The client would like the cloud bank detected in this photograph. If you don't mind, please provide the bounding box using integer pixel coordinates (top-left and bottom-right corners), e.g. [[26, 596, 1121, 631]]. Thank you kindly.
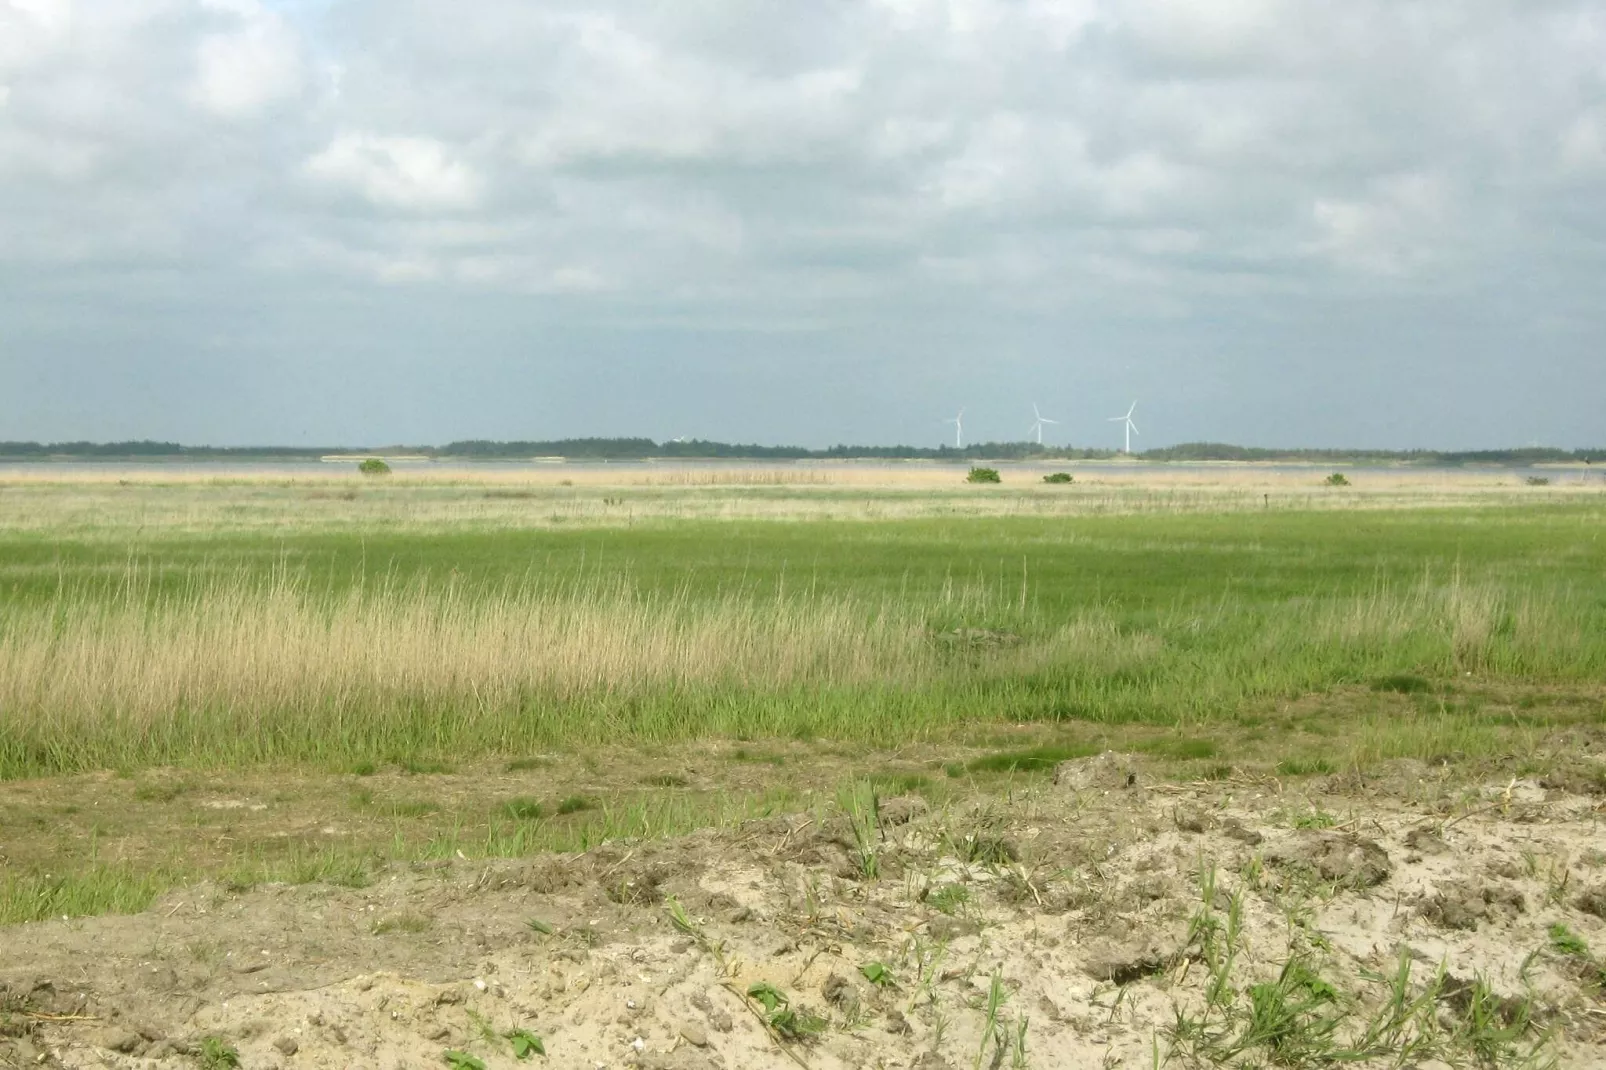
[[1, 0, 1602, 447]]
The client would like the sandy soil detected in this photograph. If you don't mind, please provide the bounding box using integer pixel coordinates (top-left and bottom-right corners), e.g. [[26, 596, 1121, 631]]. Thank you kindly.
[[4, 755, 1605, 1069]]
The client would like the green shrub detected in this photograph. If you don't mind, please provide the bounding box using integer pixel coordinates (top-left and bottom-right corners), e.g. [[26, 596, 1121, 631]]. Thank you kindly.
[[1322, 472, 1349, 487], [358, 458, 392, 477], [966, 467, 1002, 484], [1526, 476, 1550, 487], [1042, 472, 1074, 484]]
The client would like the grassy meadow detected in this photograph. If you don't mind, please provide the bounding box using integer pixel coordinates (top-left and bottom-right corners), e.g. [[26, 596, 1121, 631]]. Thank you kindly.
[[1, 474, 1603, 921]]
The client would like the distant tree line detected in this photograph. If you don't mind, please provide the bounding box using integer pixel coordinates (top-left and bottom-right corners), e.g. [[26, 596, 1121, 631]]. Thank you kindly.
[[1, 438, 1600, 465], [1142, 442, 1606, 465]]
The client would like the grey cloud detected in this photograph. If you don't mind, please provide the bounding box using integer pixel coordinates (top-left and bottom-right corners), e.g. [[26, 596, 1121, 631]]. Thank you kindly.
[[0, 0, 1603, 447]]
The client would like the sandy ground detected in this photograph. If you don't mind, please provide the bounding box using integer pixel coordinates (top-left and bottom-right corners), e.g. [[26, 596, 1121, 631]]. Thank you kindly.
[[4, 755, 1606, 1069]]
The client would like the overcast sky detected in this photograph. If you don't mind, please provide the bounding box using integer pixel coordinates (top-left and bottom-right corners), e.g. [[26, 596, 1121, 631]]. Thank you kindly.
[[2, 1, 1603, 449]]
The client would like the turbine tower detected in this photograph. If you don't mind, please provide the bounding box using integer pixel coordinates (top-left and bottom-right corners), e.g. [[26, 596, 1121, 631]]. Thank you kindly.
[[1028, 403, 1059, 446], [946, 409, 965, 449], [1108, 401, 1138, 454]]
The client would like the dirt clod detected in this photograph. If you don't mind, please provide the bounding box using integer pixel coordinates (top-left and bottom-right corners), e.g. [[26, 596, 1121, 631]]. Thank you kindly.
[[92, 1027, 143, 1054], [878, 795, 929, 826], [821, 973, 853, 1008], [1422, 882, 1526, 931], [1268, 830, 1392, 889], [1220, 819, 1263, 845], [1576, 886, 1606, 920], [1054, 752, 1142, 793]]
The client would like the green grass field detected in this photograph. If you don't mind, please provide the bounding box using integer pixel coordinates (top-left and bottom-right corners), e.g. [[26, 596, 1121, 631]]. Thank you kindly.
[[1, 478, 1603, 925], [3, 482, 1602, 778]]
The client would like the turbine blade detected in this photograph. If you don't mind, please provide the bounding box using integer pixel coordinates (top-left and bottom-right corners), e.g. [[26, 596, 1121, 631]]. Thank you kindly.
[[1129, 423, 1139, 435]]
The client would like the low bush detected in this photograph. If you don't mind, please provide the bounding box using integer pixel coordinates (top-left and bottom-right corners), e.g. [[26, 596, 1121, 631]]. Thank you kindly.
[[967, 467, 1002, 484], [358, 458, 392, 477], [1042, 472, 1074, 484]]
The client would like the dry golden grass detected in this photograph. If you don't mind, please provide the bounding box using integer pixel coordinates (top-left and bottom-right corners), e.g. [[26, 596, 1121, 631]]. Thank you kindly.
[[2, 563, 1598, 775], [0, 467, 1599, 537]]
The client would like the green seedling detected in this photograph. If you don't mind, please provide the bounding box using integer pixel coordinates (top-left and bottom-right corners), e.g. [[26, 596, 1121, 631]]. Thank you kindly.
[[443, 1051, 486, 1070], [198, 1037, 241, 1070], [860, 961, 895, 988], [1548, 923, 1589, 958], [527, 918, 553, 935], [928, 884, 970, 915], [748, 982, 788, 1014], [507, 1028, 546, 1058]]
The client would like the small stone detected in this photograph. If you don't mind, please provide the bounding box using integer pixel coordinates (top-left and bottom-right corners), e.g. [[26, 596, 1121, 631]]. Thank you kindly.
[[679, 1024, 708, 1047], [273, 1036, 299, 1056]]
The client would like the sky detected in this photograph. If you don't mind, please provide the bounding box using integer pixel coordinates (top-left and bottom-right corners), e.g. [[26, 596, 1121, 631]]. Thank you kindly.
[[1, 0, 1604, 450]]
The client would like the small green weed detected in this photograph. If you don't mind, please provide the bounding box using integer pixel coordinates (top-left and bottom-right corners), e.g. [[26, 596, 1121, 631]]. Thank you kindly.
[[442, 1052, 485, 1070], [555, 795, 595, 816], [967, 743, 1096, 774], [746, 983, 825, 1040], [507, 1028, 546, 1058], [928, 884, 970, 915], [860, 961, 895, 987], [1136, 737, 1219, 760], [198, 1037, 241, 1070], [1548, 923, 1589, 958], [502, 797, 543, 821], [1275, 758, 1336, 777]]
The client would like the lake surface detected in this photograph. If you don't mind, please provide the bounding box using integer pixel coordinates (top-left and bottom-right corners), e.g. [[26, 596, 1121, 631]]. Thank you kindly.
[[0, 458, 1598, 484]]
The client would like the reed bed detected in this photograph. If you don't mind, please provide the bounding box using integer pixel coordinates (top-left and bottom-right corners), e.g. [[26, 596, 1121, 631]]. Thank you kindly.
[[2, 566, 1599, 778]]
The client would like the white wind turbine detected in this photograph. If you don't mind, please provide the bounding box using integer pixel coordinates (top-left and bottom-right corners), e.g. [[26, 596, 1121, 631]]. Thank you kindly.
[[1109, 401, 1138, 454], [945, 409, 965, 449], [1028, 403, 1059, 446]]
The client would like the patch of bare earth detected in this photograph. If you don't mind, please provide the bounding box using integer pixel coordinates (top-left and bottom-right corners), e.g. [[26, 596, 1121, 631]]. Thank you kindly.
[[4, 755, 1606, 1069]]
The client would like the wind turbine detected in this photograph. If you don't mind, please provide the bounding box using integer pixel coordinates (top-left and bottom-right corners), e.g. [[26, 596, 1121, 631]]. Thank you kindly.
[[1109, 401, 1138, 454], [945, 409, 965, 449], [1028, 403, 1059, 446]]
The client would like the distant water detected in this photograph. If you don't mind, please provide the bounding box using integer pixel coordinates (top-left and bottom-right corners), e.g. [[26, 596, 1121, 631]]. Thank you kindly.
[[0, 458, 1599, 483]]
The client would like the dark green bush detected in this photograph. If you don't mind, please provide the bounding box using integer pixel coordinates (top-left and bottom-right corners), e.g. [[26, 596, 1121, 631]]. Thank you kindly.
[[1042, 472, 1074, 484], [1322, 472, 1349, 487], [966, 467, 1002, 484], [358, 458, 392, 476]]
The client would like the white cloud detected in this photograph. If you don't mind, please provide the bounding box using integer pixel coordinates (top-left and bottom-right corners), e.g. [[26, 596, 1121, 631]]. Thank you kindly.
[[1561, 106, 1606, 174], [305, 133, 482, 210], [1310, 173, 1455, 275], [189, 2, 301, 116]]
